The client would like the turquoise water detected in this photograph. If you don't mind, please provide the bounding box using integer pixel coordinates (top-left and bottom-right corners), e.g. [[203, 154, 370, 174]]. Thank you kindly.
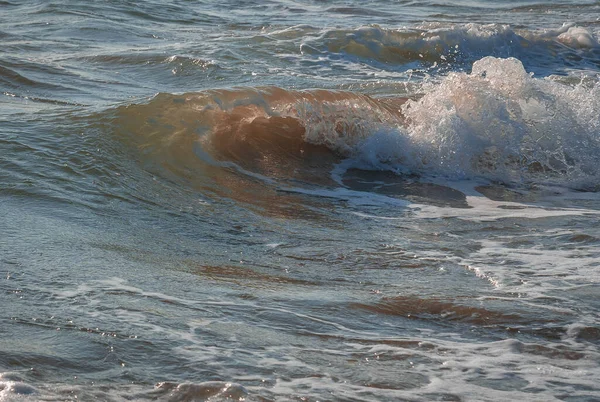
[[1, 1, 600, 400]]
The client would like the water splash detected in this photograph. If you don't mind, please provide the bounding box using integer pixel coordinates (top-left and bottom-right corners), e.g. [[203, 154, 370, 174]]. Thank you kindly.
[[395, 56, 600, 187]]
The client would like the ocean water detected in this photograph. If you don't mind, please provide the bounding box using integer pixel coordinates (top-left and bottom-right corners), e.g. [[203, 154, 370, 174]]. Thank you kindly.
[[1, 1, 600, 401]]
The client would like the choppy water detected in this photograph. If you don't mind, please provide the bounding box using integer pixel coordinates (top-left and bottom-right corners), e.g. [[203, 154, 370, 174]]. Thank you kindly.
[[2, 1, 600, 401]]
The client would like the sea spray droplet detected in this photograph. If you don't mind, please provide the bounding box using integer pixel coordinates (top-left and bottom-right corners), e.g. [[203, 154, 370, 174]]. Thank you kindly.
[[471, 57, 529, 90], [556, 25, 599, 49]]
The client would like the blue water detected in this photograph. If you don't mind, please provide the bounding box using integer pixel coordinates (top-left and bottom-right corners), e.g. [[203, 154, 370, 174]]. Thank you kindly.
[[1, 1, 600, 401]]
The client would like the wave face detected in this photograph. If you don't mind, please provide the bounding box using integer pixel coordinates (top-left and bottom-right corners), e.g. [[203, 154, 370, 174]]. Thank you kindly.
[[111, 87, 404, 186]]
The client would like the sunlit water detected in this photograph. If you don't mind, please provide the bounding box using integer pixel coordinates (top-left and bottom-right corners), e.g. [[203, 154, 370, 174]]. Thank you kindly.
[[1, 1, 600, 401]]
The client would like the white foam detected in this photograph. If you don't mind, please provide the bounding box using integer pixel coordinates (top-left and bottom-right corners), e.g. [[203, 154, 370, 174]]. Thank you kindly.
[[411, 194, 598, 222], [551, 23, 599, 49], [404, 57, 600, 184], [322, 56, 600, 189]]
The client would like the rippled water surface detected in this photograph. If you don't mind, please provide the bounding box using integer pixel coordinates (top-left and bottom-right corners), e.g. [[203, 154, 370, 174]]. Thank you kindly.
[[2, 1, 600, 401]]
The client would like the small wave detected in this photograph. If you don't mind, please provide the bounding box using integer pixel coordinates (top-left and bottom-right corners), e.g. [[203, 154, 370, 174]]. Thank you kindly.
[[152, 381, 249, 401], [0, 63, 66, 92], [0, 60, 86, 108], [324, 7, 394, 17], [81, 53, 218, 70], [2, 92, 85, 106], [182, 263, 319, 287], [352, 295, 534, 326]]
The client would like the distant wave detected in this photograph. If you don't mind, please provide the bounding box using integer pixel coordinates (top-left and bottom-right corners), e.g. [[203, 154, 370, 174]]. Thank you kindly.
[[299, 22, 600, 74]]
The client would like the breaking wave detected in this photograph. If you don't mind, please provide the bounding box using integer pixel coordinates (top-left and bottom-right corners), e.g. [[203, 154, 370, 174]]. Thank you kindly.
[[111, 56, 600, 190]]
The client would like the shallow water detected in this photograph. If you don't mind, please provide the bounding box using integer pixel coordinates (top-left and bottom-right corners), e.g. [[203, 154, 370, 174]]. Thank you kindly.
[[2, 1, 600, 401]]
